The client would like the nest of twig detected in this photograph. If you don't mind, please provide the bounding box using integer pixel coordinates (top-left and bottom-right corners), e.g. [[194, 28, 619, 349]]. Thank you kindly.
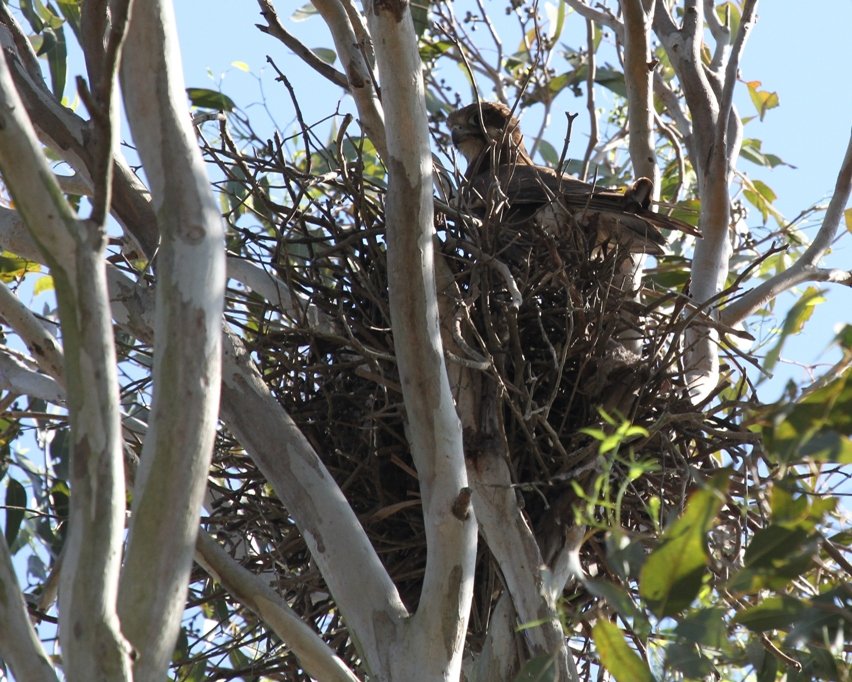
[[199, 140, 756, 678]]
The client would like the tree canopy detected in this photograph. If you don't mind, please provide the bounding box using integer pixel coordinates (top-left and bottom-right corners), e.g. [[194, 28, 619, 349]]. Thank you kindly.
[[0, 1, 850, 681]]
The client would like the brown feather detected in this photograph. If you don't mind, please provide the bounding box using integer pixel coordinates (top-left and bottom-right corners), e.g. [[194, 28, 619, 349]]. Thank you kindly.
[[448, 102, 700, 254]]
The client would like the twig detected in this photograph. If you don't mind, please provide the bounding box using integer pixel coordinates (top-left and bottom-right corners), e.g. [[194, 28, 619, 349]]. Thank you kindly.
[[580, 18, 598, 182]]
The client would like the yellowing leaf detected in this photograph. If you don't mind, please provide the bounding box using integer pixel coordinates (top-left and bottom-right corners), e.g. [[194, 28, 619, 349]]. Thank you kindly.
[[592, 620, 656, 682], [33, 274, 54, 295], [231, 60, 250, 72], [844, 207, 852, 234], [745, 80, 780, 120], [0, 252, 41, 282]]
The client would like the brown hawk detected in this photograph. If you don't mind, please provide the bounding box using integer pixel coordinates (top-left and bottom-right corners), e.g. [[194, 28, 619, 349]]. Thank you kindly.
[[447, 101, 699, 255]]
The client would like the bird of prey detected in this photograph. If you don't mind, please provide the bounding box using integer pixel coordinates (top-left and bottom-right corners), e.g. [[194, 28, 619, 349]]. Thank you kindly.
[[446, 101, 699, 255]]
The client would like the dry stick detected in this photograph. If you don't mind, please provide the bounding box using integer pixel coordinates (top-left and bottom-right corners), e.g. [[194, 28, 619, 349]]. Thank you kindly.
[[557, 111, 579, 177], [721, 132, 852, 326], [580, 17, 598, 182], [255, 0, 349, 89]]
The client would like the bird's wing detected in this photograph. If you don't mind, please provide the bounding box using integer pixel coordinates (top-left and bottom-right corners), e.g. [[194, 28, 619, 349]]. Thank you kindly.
[[462, 164, 700, 254]]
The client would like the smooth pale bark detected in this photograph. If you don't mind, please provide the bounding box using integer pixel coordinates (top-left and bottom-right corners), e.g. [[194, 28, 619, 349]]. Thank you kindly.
[[618, 0, 659, 355], [0, 45, 132, 681], [195, 532, 360, 682], [0, 350, 63, 402], [365, 1, 476, 678], [0, 535, 59, 682], [116, 2, 225, 680], [0, 14, 159, 257], [219, 326, 408, 676], [0, 278, 64, 381], [651, 0, 755, 402], [306, 0, 388, 161], [621, 0, 658, 187], [435, 257, 579, 681], [109, 237, 409, 678]]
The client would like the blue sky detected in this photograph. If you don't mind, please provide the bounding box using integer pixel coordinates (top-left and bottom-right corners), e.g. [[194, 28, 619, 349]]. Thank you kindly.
[[168, 1, 850, 399]]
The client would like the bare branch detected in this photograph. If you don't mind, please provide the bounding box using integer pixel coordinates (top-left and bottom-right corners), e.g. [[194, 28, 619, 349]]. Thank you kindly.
[[219, 327, 408, 673], [722, 131, 852, 325], [195, 532, 360, 682], [620, 0, 658, 185], [255, 0, 349, 90], [580, 18, 598, 182], [0, 13, 159, 256], [310, 0, 388, 160], [0, 535, 59, 682], [0, 349, 63, 403], [703, 0, 731, 72], [0, 43, 132, 682], [0, 280, 64, 381], [714, 0, 757, 159], [564, 0, 623, 39], [364, 1, 475, 677], [117, 2, 225, 679]]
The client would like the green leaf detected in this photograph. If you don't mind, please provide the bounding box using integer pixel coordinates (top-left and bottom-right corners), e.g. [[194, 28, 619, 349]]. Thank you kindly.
[[44, 26, 68, 98], [763, 371, 852, 464], [4, 478, 27, 548], [740, 138, 793, 169], [728, 539, 817, 593], [594, 67, 627, 98], [419, 40, 452, 63], [55, 0, 82, 41], [663, 642, 715, 678], [312, 47, 337, 65], [186, 88, 235, 112], [744, 525, 809, 569], [674, 607, 730, 649], [537, 140, 559, 166], [411, 0, 430, 37], [639, 471, 729, 617], [592, 620, 656, 682], [733, 595, 804, 632], [33, 274, 54, 295], [20, 0, 45, 32], [763, 287, 825, 375], [512, 653, 559, 682], [290, 2, 318, 21], [742, 176, 783, 225]]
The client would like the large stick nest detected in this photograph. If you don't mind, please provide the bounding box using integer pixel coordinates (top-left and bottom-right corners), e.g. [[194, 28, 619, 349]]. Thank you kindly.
[[200, 133, 757, 678]]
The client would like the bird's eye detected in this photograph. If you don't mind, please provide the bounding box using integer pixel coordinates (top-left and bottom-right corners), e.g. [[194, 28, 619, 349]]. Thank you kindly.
[[467, 112, 479, 127]]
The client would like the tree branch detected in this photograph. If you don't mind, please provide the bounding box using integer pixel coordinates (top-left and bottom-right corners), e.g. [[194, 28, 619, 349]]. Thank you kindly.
[[364, 1, 476, 678], [117, 2, 225, 679], [195, 532, 360, 682], [564, 0, 623, 39], [0, 41, 133, 681], [311, 0, 388, 161], [254, 0, 349, 90], [620, 0, 658, 185], [99, 166, 407, 682], [722, 131, 852, 326], [219, 327, 408, 675], [0, 279, 64, 382], [0, 350, 64, 403], [0, 535, 59, 682], [0, 13, 159, 257]]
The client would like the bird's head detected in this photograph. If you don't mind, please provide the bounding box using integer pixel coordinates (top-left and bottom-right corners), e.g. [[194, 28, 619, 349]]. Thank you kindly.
[[447, 101, 533, 169]]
